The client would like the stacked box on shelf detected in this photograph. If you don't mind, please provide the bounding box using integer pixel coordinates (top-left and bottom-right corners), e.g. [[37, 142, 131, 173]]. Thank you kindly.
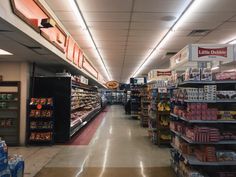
[[140, 85, 149, 127], [170, 77, 236, 176], [130, 85, 141, 117]]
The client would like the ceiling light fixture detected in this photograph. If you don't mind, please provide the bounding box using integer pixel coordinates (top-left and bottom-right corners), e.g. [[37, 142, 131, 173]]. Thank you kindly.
[[69, 0, 111, 81], [211, 66, 219, 71], [128, 0, 204, 80], [0, 49, 13, 55], [228, 39, 236, 44]]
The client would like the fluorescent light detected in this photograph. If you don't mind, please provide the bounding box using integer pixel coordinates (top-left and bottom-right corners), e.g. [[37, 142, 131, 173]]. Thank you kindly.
[[69, 0, 111, 81], [128, 0, 204, 80], [172, 0, 202, 31], [211, 66, 219, 70], [69, 0, 86, 30], [228, 39, 236, 44], [0, 49, 13, 55]]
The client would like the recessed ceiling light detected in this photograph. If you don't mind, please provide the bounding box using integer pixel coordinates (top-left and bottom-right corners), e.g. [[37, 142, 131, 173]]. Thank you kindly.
[[0, 49, 13, 55]]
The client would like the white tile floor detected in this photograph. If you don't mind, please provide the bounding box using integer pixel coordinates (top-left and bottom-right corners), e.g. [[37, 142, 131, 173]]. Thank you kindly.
[[9, 105, 171, 177]]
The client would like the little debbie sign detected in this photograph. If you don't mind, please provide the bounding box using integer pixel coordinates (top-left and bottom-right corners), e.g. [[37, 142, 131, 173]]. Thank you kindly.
[[191, 44, 233, 61], [198, 47, 227, 58]]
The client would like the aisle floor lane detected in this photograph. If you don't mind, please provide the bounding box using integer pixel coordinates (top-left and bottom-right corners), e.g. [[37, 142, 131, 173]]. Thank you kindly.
[[9, 106, 174, 177]]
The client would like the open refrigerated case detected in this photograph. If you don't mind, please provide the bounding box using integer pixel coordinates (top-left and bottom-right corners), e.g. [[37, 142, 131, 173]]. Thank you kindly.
[[31, 76, 101, 143]]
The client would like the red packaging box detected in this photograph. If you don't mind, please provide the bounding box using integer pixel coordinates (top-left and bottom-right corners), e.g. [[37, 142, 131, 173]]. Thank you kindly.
[[201, 103, 208, 110]]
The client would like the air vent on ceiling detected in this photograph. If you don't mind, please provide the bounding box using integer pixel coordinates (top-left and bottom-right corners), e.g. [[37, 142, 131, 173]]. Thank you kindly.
[[188, 29, 211, 37]]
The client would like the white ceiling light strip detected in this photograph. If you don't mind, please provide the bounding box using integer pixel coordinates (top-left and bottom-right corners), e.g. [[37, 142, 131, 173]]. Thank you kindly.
[[69, 0, 111, 81], [0, 49, 13, 55], [228, 39, 236, 44], [129, 0, 204, 80]]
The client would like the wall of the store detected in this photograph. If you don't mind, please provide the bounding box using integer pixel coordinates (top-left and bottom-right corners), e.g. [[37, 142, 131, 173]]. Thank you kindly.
[[0, 62, 30, 145]]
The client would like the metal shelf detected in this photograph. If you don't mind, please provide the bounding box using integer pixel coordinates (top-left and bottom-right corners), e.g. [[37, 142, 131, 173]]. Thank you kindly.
[[171, 143, 236, 166], [0, 100, 18, 102], [170, 113, 236, 124], [0, 108, 18, 111], [178, 80, 236, 87], [171, 129, 236, 145], [30, 128, 53, 131], [183, 99, 236, 103]]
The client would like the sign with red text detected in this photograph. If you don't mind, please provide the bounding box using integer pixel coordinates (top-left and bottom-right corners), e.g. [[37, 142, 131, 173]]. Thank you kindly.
[[157, 71, 172, 76], [82, 56, 98, 78], [192, 44, 233, 61]]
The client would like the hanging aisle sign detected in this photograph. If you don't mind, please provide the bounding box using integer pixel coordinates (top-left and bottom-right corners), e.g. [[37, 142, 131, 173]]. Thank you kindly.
[[191, 44, 234, 61], [105, 81, 119, 89], [170, 44, 234, 70]]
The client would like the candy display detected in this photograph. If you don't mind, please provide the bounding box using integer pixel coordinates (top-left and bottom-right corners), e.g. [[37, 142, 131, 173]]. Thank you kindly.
[[30, 121, 53, 129], [29, 132, 52, 141], [30, 98, 53, 106], [28, 97, 54, 145]]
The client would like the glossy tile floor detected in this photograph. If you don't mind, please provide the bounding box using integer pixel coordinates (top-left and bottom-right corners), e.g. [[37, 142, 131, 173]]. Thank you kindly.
[[9, 105, 175, 177]]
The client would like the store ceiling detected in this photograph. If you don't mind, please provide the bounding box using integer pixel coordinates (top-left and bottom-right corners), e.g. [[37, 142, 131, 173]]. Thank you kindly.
[[44, 0, 236, 83], [2, 0, 236, 84]]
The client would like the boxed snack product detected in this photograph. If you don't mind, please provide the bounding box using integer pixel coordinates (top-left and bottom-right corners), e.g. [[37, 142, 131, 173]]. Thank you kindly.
[[216, 91, 236, 100], [215, 71, 236, 81], [185, 68, 201, 81], [201, 68, 212, 81]]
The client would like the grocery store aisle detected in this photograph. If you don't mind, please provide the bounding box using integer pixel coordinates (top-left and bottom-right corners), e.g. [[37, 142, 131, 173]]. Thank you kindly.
[[10, 105, 174, 177]]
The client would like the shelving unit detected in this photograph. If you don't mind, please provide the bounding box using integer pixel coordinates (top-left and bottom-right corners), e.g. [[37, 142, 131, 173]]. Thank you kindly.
[[140, 85, 149, 127], [32, 76, 101, 143], [130, 85, 141, 117], [156, 91, 171, 146], [147, 84, 171, 145], [170, 79, 236, 176], [0, 81, 20, 145]]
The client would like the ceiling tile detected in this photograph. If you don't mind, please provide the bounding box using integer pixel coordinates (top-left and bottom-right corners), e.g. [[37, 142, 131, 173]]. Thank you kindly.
[[84, 12, 130, 22], [78, 0, 133, 12], [134, 0, 191, 13]]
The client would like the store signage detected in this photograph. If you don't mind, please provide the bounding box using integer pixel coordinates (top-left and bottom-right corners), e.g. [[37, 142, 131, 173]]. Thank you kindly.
[[10, 0, 102, 81], [10, 0, 67, 53], [157, 71, 171, 76], [82, 57, 98, 79], [106, 81, 119, 89], [198, 47, 227, 58], [191, 44, 233, 61], [170, 46, 189, 69]]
